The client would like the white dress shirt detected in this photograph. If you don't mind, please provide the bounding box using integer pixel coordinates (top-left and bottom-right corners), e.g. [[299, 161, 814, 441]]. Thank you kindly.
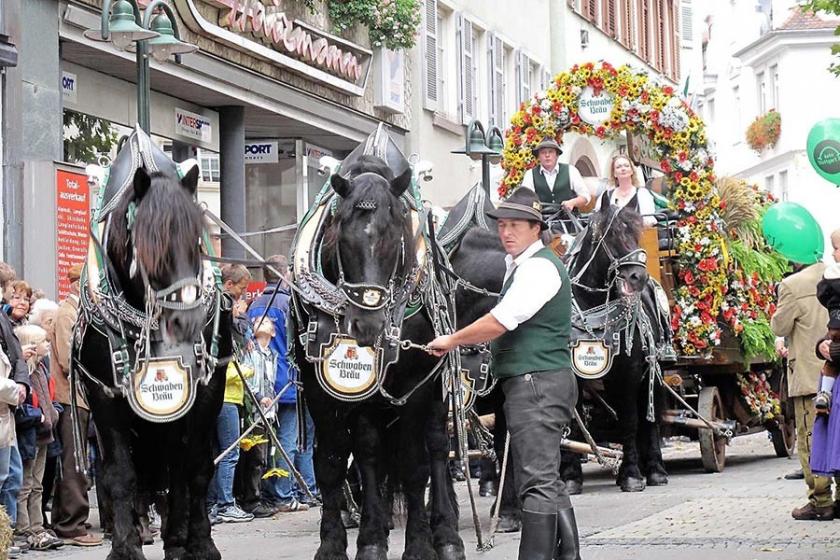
[[490, 240, 563, 331], [520, 163, 591, 203]]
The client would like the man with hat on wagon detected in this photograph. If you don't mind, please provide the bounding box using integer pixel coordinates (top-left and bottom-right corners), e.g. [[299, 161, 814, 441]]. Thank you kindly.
[[520, 136, 590, 213], [426, 188, 581, 560]]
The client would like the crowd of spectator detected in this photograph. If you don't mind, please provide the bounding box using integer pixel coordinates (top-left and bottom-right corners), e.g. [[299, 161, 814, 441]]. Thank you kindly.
[[0, 255, 317, 558]]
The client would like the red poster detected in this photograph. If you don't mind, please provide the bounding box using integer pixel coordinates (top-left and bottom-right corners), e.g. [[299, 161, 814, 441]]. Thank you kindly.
[[56, 169, 90, 299], [245, 281, 267, 304]]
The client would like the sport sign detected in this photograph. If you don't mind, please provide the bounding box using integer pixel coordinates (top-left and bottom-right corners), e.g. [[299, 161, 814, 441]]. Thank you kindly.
[[245, 141, 279, 164]]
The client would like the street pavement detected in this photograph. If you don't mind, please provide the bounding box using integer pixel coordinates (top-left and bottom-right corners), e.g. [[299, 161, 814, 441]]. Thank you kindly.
[[30, 432, 840, 560]]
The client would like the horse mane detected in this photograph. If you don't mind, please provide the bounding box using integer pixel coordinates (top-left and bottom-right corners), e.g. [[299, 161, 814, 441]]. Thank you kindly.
[[108, 172, 203, 281], [322, 156, 415, 279], [585, 204, 644, 255]]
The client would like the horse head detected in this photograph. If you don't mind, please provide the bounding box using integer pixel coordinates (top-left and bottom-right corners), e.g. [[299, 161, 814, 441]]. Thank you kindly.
[[324, 155, 414, 347], [107, 164, 206, 344], [570, 204, 648, 306]]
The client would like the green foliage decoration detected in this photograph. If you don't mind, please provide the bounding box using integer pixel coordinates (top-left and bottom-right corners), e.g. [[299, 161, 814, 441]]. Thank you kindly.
[[328, 0, 422, 51], [63, 111, 119, 166]]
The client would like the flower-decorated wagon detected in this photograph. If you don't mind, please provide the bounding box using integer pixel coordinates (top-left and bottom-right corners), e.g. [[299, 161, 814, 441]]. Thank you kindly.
[[502, 61, 792, 473]]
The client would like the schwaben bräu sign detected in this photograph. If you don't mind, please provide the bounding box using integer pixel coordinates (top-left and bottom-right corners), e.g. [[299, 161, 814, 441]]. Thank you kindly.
[[173, 0, 372, 95]]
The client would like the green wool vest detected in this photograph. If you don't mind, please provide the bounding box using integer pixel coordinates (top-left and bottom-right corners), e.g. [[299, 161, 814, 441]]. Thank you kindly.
[[533, 165, 574, 204], [491, 247, 572, 378]]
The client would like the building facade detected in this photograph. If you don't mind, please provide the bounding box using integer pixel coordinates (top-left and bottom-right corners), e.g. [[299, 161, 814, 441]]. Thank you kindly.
[[409, 0, 683, 207], [3, 0, 412, 296], [700, 0, 840, 258]]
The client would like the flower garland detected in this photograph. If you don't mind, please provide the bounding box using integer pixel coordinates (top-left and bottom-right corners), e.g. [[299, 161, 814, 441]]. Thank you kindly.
[[500, 61, 727, 356], [736, 372, 781, 422]]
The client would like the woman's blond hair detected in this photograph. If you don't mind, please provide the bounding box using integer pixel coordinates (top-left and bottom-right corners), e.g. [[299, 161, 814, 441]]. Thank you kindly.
[[14, 324, 47, 371], [607, 154, 641, 187]]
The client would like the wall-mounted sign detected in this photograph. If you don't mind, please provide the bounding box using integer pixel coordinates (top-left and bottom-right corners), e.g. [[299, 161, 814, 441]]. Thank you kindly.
[[373, 48, 405, 114], [245, 141, 279, 164], [578, 87, 614, 126], [61, 71, 78, 103], [627, 131, 663, 172], [175, 107, 212, 144], [174, 0, 372, 96], [56, 169, 89, 299]]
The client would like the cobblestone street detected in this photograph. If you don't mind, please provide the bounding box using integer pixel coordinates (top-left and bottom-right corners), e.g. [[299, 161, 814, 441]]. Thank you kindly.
[[31, 432, 840, 560]]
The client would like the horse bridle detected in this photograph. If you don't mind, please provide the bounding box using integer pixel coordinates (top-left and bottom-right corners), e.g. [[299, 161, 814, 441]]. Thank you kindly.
[[569, 209, 648, 294], [335, 233, 405, 312]]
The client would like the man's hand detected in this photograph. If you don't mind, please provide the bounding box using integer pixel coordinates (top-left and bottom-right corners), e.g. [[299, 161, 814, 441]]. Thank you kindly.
[[561, 199, 576, 212], [775, 338, 788, 358], [16, 383, 26, 405], [233, 299, 248, 317], [260, 397, 272, 408], [819, 340, 832, 360], [426, 335, 456, 357]]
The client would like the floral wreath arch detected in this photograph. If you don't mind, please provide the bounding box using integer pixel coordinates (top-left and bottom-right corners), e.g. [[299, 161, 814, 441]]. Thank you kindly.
[[500, 61, 725, 357]]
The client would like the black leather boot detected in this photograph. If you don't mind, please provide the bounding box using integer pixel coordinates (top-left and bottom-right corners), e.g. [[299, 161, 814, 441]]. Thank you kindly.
[[556, 508, 581, 560], [518, 510, 557, 560]]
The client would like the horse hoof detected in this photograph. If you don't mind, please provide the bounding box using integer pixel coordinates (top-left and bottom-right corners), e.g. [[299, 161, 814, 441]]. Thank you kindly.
[[435, 543, 466, 560], [565, 480, 583, 495], [620, 477, 646, 492], [356, 544, 388, 560], [646, 471, 669, 486], [315, 547, 349, 560], [495, 514, 522, 533]]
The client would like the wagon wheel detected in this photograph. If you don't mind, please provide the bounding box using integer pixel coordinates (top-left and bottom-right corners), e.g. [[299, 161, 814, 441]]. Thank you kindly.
[[769, 366, 796, 457], [698, 386, 726, 473]]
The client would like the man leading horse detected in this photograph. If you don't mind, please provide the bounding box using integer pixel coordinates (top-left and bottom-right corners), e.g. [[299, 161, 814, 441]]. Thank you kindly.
[[427, 188, 581, 560]]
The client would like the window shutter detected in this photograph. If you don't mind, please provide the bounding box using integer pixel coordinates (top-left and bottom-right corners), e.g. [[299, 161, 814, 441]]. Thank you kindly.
[[488, 34, 505, 127], [680, 1, 692, 43], [602, 0, 616, 37], [639, 0, 649, 61], [620, 0, 632, 47], [656, 0, 666, 71], [422, 0, 438, 110], [586, 0, 598, 22], [457, 14, 474, 124], [515, 51, 531, 107]]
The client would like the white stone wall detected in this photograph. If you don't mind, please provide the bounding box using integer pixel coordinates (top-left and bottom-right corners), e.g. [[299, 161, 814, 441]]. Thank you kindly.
[[699, 0, 840, 258], [409, 1, 681, 207]]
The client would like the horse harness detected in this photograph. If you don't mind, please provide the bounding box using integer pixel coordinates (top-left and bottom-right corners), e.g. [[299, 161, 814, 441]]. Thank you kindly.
[[73, 126, 228, 423]]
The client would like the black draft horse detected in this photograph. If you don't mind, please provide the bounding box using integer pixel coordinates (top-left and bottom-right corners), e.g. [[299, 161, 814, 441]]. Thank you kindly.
[[295, 155, 465, 560], [75, 158, 231, 560], [561, 203, 668, 492], [450, 200, 667, 497]]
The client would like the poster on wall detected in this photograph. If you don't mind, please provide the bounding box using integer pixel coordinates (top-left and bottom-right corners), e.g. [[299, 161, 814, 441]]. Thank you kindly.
[[56, 169, 90, 299]]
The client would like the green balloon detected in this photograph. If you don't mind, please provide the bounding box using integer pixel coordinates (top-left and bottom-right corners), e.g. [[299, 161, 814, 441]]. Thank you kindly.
[[762, 202, 824, 264], [807, 119, 840, 184]]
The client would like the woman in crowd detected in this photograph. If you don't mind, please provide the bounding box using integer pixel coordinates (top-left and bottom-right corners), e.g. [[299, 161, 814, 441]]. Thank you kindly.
[[13, 325, 62, 550]]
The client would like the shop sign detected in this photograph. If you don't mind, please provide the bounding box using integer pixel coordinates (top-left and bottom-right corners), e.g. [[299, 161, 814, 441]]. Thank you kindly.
[[578, 87, 614, 126], [55, 169, 90, 299], [174, 0, 372, 96], [175, 107, 212, 144], [61, 71, 78, 103], [245, 141, 279, 164], [373, 48, 405, 114], [244, 281, 267, 303], [627, 130, 663, 172]]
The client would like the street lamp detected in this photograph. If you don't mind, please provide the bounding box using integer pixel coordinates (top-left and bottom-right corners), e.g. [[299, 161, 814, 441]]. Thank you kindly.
[[452, 119, 504, 195], [84, 0, 198, 132]]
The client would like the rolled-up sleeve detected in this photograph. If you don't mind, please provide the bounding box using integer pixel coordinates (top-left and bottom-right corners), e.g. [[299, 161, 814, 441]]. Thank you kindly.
[[490, 257, 562, 331], [568, 166, 591, 203]]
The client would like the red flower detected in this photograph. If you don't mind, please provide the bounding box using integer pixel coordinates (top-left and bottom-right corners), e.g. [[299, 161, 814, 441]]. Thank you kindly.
[[674, 171, 684, 182], [689, 171, 700, 182], [661, 159, 672, 172], [678, 151, 688, 161], [663, 85, 674, 95], [595, 126, 607, 138], [683, 270, 695, 285], [701, 311, 714, 324], [532, 105, 541, 115]]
